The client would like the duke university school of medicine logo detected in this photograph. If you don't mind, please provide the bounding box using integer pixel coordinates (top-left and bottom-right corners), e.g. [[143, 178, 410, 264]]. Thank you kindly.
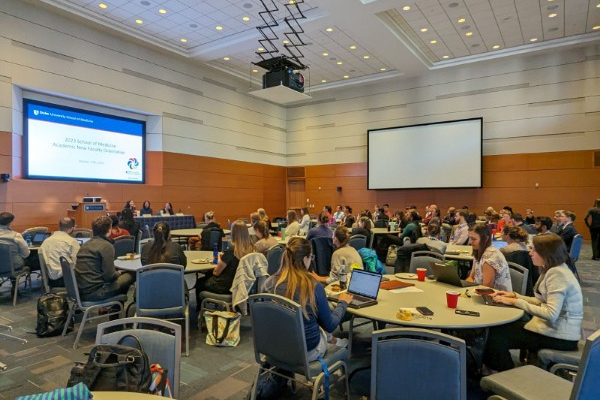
[[127, 158, 139, 170]]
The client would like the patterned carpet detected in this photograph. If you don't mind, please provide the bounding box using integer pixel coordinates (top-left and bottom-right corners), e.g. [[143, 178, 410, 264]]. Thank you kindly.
[[1, 244, 598, 400]]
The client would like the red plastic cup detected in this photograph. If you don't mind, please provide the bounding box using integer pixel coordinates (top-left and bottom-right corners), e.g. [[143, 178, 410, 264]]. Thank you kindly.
[[446, 291, 459, 308], [416, 268, 427, 282]]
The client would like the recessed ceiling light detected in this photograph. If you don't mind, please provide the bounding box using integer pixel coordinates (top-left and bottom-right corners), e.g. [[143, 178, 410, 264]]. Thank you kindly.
[[465, 31, 473, 36], [402, 6, 411, 11], [223, 57, 230, 60], [336, 61, 343, 65], [258, 47, 264, 51], [283, 40, 289, 44], [216, 26, 223, 31], [242, 16, 250, 21], [289, 0, 296, 4], [380, 67, 386, 71], [530, 37, 538, 42], [180, 38, 187, 43], [547, 0, 555, 2], [442, 55, 449, 59], [326, 27, 333, 32], [420, 28, 428, 32], [343, 75, 349, 79], [548, 13, 557, 18], [430, 39, 437, 44], [158, 9, 167, 14], [252, 69, 258, 73], [492, 45, 500, 49], [135, 19, 143, 24], [597, 3, 600, 8], [594, 25, 600, 30], [322, 52, 329, 56], [321, 79, 327, 83], [457, 17, 465, 23], [363, 55, 370, 59], [99, 3, 107, 9], [349, 45, 356, 50]]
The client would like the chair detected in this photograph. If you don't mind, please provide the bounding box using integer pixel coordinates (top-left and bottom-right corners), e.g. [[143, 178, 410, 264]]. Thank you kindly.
[[374, 220, 387, 228], [504, 250, 537, 296], [135, 263, 189, 357], [38, 250, 65, 293], [59, 256, 126, 348], [71, 228, 92, 238], [201, 229, 223, 251], [113, 235, 135, 258], [508, 262, 529, 295], [310, 237, 334, 276], [348, 234, 367, 251], [569, 234, 583, 262], [538, 339, 586, 371], [371, 328, 467, 400], [408, 250, 445, 275], [138, 238, 152, 254], [248, 294, 349, 400], [96, 317, 181, 398], [480, 328, 600, 400], [0, 243, 31, 306], [266, 244, 285, 275]]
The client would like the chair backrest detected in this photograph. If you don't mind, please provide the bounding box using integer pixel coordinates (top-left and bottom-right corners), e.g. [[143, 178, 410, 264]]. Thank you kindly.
[[249, 294, 313, 379], [22, 227, 49, 237], [266, 244, 285, 275], [38, 250, 52, 293], [570, 328, 600, 400], [96, 317, 181, 399], [60, 256, 83, 308], [136, 264, 186, 316], [507, 262, 529, 295], [374, 220, 387, 228], [310, 237, 334, 276], [71, 228, 92, 238], [569, 234, 583, 262], [138, 238, 152, 254], [504, 250, 537, 296], [0, 242, 15, 276], [143, 224, 152, 239], [371, 328, 467, 400], [113, 235, 135, 258], [201, 229, 223, 251], [349, 234, 367, 251], [409, 251, 444, 274]]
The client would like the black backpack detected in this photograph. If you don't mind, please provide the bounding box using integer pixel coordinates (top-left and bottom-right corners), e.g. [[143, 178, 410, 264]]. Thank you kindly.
[[67, 334, 152, 393], [36, 293, 71, 337]]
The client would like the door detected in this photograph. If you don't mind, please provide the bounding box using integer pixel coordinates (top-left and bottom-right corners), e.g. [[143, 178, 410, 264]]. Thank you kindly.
[[287, 179, 305, 210]]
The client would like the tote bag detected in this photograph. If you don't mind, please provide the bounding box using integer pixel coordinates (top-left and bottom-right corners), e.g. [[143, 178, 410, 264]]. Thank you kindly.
[[204, 310, 241, 347]]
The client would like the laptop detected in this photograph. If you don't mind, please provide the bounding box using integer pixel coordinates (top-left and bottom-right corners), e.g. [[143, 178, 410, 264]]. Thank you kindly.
[[327, 269, 383, 309], [476, 293, 513, 308], [32, 232, 51, 246], [431, 262, 478, 288], [492, 241, 508, 250], [76, 237, 91, 245]]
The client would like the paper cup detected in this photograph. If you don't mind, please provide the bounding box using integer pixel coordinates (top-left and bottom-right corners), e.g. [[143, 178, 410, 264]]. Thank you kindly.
[[446, 291, 459, 308], [416, 268, 427, 282]]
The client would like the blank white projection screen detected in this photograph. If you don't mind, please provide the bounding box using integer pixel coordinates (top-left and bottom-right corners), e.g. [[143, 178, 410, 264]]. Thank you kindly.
[[368, 118, 482, 189]]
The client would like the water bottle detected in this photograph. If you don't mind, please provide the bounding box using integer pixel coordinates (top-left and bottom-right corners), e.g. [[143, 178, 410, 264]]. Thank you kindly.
[[281, 227, 286, 240], [339, 261, 348, 290], [25, 234, 32, 247], [213, 244, 219, 264], [387, 222, 391, 232]]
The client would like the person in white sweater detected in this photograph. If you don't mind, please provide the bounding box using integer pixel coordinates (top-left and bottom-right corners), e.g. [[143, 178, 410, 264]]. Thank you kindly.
[[483, 233, 583, 372], [285, 209, 301, 237]]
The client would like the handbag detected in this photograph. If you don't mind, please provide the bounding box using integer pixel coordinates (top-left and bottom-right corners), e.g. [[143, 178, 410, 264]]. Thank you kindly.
[[36, 292, 72, 337], [204, 310, 241, 347]]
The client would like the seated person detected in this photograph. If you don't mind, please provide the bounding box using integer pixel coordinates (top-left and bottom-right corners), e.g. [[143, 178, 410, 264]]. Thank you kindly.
[[265, 237, 352, 360], [513, 213, 537, 234], [496, 209, 514, 232], [119, 208, 140, 244], [285, 209, 301, 237], [162, 202, 175, 215], [534, 216, 553, 235], [379, 211, 421, 249], [306, 212, 332, 241], [124, 200, 136, 212], [141, 222, 186, 267], [450, 210, 469, 245], [39, 217, 80, 288], [195, 220, 255, 304], [351, 216, 372, 246], [257, 208, 272, 231], [333, 205, 345, 222], [140, 200, 153, 216], [75, 216, 134, 302], [0, 212, 30, 272], [298, 207, 311, 235], [253, 220, 278, 255], [107, 215, 130, 239], [484, 234, 583, 372], [465, 223, 512, 291], [417, 223, 447, 254], [557, 210, 578, 251], [199, 211, 225, 251], [499, 226, 529, 255], [313, 226, 363, 284]]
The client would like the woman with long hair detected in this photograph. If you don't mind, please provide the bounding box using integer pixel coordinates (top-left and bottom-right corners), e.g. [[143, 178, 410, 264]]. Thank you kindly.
[[483, 234, 583, 372], [313, 226, 363, 284], [285, 209, 301, 237], [265, 237, 352, 360], [108, 215, 129, 239], [162, 202, 175, 215], [254, 220, 278, 255], [352, 216, 372, 246], [141, 222, 186, 266], [466, 223, 512, 291], [298, 207, 311, 235], [140, 200, 153, 216], [500, 225, 529, 255]]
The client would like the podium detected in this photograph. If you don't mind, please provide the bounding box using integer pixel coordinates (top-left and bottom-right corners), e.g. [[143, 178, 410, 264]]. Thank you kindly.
[[67, 202, 107, 229]]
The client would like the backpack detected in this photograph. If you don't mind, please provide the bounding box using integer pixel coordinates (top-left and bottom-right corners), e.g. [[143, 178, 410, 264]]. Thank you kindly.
[[36, 293, 71, 337], [67, 334, 152, 393], [385, 245, 399, 266], [358, 248, 385, 274]]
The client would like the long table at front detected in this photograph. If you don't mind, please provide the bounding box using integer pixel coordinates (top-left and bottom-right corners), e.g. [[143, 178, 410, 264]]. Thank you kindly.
[[134, 215, 196, 231]]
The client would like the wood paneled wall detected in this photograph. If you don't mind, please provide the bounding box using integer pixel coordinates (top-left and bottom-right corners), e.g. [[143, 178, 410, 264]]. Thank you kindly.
[[0, 131, 287, 233], [302, 150, 599, 240]]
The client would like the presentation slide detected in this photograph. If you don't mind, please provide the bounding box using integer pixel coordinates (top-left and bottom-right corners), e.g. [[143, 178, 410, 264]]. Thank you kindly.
[[24, 100, 145, 183], [368, 118, 482, 189]]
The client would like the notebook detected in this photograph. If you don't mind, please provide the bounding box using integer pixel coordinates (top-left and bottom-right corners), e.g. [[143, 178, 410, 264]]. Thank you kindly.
[[327, 269, 382, 309], [431, 262, 478, 288], [32, 232, 51, 246]]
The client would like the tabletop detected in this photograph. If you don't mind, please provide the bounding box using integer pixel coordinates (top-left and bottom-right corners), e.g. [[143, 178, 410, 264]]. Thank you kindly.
[[114, 250, 216, 273], [371, 228, 401, 235], [92, 392, 158, 400], [170, 228, 231, 237], [341, 275, 523, 329]]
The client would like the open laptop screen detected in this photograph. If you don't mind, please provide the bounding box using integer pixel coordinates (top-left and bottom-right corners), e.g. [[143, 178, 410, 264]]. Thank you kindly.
[[348, 270, 382, 299]]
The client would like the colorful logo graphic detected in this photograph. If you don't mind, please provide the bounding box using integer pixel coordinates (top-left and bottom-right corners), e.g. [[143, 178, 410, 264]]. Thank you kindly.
[[127, 158, 139, 170]]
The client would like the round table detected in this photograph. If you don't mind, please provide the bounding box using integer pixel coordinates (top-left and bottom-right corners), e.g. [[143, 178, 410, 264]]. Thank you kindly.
[[115, 250, 216, 274]]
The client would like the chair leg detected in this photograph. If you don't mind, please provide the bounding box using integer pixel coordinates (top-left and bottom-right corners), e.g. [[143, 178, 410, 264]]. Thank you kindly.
[[62, 303, 76, 337], [185, 310, 190, 357], [73, 308, 93, 349]]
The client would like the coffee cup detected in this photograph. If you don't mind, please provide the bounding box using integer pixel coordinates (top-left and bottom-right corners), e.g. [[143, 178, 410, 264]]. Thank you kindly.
[[416, 268, 427, 282], [446, 291, 459, 308]]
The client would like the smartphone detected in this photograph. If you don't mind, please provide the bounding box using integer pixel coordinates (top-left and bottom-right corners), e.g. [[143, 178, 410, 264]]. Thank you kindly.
[[455, 309, 480, 317], [416, 307, 434, 316]]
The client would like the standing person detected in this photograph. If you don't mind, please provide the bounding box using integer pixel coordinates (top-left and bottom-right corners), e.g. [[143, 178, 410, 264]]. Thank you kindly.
[[265, 237, 352, 360], [39, 217, 80, 288], [75, 216, 134, 302], [465, 223, 512, 291], [141, 222, 186, 267], [584, 199, 600, 260], [483, 234, 583, 372], [254, 220, 278, 255], [162, 202, 175, 215], [140, 200, 153, 216], [306, 212, 331, 241], [312, 226, 363, 284], [0, 212, 30, 272], [285, 209, 301, 237]]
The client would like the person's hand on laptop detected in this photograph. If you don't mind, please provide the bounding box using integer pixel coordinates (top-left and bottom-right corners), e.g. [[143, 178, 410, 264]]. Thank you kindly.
[[492, 291, 518, 306], [338, 292, 353, 305]]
